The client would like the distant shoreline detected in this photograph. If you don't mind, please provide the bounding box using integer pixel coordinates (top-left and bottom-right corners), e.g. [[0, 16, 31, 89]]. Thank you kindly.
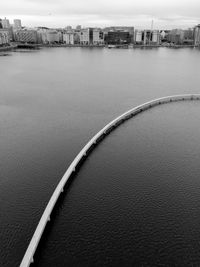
[[0, 43, 198, 52]]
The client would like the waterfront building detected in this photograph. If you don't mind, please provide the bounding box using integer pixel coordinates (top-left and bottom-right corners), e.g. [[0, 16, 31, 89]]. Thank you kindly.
[[167, 29, 184, 44], [151, 30, 160, 45], [2, 17, 10, 28], [104, 26, 134, 43], [134, 30, 160, 45], [160, 30, 170, 42], [93, 29, 104, 45], [80, 28, 90, 45], [14, 19, 22, 29], [14, 29, 38, 43], [37, 29, 61, 44], [0, 29, 10, 45], [104, 30, 131, 45], [63, 32, 74, 45], [73, 32, 81, 44], [46, 30, 60, 43], [135, 30, 143, 44], [194, 25, 200, 46], [182, 29, 194, 44]]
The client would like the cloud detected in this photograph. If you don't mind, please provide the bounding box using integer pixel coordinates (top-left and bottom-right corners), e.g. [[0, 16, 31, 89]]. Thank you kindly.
[[0, 0, 199, 28]]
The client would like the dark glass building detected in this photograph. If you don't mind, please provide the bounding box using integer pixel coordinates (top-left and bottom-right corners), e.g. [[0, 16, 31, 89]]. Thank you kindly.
[[104, 31, 131, 45]]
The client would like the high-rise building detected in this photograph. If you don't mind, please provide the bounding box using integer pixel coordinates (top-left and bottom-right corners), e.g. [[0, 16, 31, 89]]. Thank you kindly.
[[2, 17, 10, 28], [194, 25, 200, 46], [14, 19, 22, 29]]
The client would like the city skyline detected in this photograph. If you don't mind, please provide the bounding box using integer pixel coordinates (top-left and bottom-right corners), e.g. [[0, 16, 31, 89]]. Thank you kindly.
[[0, 0, 200, 29]]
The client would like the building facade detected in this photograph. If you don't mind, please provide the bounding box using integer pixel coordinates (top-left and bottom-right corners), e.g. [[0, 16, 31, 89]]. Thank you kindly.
[[80, 28, 90, 45], [135, 30, 143, 44], [167, 29, 184, 44], [105, 31, 131, 45], [14, 29, 38, 43], [63, 32, 74, 44], [194, 25, 200, 46], [37, 29, 61, 44], [93, 29, 104, 45], [14, 19, 22, 29], [0, 29, 10, 45], [2, 18, 10, 28]]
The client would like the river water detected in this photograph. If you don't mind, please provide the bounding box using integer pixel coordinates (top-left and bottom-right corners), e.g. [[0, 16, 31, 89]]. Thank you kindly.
[[0, 47, 200, 267]]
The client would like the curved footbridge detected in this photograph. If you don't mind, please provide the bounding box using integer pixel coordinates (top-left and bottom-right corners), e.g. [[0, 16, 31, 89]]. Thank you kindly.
[[20, 94, 200, 267]]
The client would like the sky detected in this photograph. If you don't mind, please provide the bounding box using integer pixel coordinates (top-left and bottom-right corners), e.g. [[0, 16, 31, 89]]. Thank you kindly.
[[0, 0, 199, 29]]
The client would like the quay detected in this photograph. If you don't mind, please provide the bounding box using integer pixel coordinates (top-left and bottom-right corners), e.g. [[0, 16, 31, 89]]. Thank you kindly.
[[20, 94, 200, 267], [0, 44, 18, 52]]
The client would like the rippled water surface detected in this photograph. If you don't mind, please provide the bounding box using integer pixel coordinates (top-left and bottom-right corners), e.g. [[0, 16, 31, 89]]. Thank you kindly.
[[0, 47, 200, 266]]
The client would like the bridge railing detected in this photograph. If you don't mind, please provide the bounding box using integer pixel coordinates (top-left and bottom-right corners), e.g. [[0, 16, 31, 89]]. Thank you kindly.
[[20, 94, 200, 267]]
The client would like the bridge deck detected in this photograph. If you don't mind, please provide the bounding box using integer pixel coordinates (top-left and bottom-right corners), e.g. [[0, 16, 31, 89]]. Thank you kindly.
[[20, 94, 200, 267]]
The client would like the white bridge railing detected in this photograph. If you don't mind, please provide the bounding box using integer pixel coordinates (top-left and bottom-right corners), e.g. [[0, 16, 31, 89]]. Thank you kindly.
[[20, 94, 200, 267]]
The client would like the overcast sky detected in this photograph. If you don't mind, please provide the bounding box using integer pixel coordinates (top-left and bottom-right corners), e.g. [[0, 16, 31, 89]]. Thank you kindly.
[[0, 0, 199, 29]]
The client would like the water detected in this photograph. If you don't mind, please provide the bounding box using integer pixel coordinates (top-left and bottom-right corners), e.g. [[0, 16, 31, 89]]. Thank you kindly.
[[0, 47, 200, 266]]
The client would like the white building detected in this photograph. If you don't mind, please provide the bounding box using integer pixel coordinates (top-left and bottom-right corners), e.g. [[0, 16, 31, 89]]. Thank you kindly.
[[2, 18, 10, 28], [135, 30, 143, 43], [194, 25, 200, 46], [93, 29, 104, 45], [14, 19, 22, 29], [0, 29, 10, 45], [151, 30, 160, 45], [63, 32, 74, 44], [134, 30, 160, 45], [80, 29, 90, 45]]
